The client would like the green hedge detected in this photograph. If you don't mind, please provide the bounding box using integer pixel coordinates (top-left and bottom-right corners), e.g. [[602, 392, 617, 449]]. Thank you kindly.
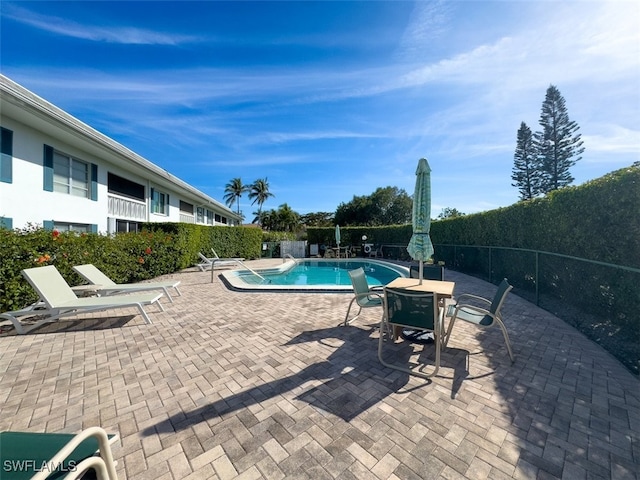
[[431, 164, 639, 268], [0, 223, 262, 313], [430, 164, 640, 375], [141, 222, 262, 267]]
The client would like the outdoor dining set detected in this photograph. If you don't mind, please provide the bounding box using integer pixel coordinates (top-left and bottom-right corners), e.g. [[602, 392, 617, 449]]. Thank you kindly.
[[343, 262, 514, 380]]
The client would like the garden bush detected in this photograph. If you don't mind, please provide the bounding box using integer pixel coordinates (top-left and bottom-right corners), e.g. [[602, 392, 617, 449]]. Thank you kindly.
[[0, 223, 263, 313]]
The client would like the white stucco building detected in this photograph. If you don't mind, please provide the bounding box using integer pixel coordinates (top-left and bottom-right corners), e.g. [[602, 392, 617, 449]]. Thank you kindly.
[[0, 74, 241, 233]]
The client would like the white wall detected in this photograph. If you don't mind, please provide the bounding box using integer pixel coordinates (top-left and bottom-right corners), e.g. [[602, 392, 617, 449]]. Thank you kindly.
[[1, 117, 108, 230], [1, 104, 239, 231]]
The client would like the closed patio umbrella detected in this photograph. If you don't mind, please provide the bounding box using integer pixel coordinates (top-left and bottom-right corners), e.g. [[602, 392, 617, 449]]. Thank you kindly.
[[335, 225, 341, 258], [407, 158, 434, 284]]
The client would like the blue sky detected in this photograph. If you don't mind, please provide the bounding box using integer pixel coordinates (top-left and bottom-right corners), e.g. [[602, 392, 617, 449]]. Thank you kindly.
[[1, 1, 638, 220]]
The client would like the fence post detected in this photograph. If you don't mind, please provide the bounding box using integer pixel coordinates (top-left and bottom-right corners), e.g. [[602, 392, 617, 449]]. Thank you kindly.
[[535, 251, 539, 306], [488, 246, 492, 284]]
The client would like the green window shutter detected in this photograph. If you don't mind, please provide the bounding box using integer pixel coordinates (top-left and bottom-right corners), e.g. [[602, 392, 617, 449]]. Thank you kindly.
[[0, 217, 13, 229], [43, 145, 54, 191], [1, 127, 13, 183], [150, 188, 155, 212], [90, 224, 98, 233], [90, 164, 98, 201], [165, 193, 169, 215], [43, 220, 54, 230]]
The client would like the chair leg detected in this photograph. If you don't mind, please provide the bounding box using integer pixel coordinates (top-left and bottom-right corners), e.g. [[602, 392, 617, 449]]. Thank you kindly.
[[343, 299, 362, 326], [496, 320, 515, 362], [443, 315, 457, 347], [162, 287, 173, 303], [377, 319, 441, 379]]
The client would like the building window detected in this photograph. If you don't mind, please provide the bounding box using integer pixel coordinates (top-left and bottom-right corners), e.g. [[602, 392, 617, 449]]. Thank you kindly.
[[206, 209, 214, 225], [108, 172, 145, 201], [52, 151, 90, 198], [53, 222, 95, 233], [116, 220, 141, 233], [1, 127, 13, 183], [179, 200, 194, 214], [196, 206, 205, 223], [151, 188, 169, 215]]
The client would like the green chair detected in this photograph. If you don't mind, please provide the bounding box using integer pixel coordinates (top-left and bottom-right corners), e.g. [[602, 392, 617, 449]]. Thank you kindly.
[[378, 288, 443, 379], [343, 268, 384, 326], [404, 264, 445, 343], [443, 278, 515, 362], [0, 427, 118, 479]]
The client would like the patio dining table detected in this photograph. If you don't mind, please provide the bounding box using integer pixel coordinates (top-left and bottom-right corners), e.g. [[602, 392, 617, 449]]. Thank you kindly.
[[384, 277, 456, 340]]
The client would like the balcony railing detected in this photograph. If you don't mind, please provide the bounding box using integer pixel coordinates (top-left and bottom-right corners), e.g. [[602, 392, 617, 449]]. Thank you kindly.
[[107, 195, 146, 221], [179, 213, 195, 224]]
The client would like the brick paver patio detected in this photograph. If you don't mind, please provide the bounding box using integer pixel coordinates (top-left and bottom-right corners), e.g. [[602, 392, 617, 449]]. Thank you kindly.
[[1, 260, 638, 479]]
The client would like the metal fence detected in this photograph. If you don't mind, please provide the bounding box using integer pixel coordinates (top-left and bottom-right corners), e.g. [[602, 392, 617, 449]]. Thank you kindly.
[[434, 244, 640, 376]]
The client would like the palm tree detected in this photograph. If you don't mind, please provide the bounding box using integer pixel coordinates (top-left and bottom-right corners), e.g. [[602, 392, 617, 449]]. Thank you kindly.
[[223, 178, 247, 216], [275, 203, 300, 232], [248, 178, 275, 224]]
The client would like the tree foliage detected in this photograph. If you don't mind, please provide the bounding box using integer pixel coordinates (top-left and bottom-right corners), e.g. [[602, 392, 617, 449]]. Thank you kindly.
[[512, 85, 584, 199], [223, 178, 248, 216], [334, 186, 412, 226], [511, 122, 539, 200], [300, 212, 334, 227], [258, 203, 301, 232], [248, 178, 275, 223], [534, 85, 584, 193], [437, 207, 465, 219]]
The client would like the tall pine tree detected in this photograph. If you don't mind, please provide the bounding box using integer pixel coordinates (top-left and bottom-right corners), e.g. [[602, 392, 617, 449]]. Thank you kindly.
[[511, 121, 539, 200], [534, 85, 584, 193]]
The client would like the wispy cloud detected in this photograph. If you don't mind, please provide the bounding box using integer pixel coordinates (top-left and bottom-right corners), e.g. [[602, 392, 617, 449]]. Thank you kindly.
[[3, 4, 200, 45], [395, 1, 452, 61], [583, 126, 640, 156]]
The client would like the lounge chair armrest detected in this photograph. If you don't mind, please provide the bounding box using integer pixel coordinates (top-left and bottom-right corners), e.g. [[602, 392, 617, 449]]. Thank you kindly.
[[62, 456, 110, 480], [32, 427, 118, 480]]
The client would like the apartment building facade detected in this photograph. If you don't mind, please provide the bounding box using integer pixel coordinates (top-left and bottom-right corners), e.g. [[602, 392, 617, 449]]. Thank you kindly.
[[0, 75, 241, 233]]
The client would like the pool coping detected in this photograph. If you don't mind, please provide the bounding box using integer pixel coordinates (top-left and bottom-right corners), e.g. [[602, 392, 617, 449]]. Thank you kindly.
[[219, 258, 410, 292]]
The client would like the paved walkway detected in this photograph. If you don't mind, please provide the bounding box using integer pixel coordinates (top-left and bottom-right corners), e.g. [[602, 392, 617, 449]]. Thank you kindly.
[[1, 260, 638, 479]]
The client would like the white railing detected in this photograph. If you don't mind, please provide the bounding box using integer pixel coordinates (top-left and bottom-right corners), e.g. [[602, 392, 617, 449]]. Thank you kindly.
[[282, 253, 300, 265], [107, 195, 146, 221], [180, 213, 195, 224]]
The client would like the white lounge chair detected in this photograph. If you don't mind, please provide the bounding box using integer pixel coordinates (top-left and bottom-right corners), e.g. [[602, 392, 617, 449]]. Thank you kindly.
[[196, 249, 244, 272], [73, 264, 181, 303], [0, 265, 164, 334]]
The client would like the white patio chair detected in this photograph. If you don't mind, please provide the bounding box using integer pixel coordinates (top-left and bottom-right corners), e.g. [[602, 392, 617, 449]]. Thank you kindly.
[[0, 265, 164, 334]]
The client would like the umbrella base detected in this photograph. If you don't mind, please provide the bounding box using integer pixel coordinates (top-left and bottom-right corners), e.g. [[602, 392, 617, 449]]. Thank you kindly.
[[401, 328, 434, 344]]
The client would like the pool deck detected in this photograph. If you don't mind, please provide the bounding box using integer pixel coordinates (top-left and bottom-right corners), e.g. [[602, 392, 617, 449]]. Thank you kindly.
[[1, 259, 638, 479]]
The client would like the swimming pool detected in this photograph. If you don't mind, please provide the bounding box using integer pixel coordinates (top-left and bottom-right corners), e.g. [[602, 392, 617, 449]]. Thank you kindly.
[[220, 259, 409, 292]]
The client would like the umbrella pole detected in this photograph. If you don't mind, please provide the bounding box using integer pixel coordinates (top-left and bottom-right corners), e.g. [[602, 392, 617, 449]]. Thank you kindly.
[[419, 260, 423, 285]]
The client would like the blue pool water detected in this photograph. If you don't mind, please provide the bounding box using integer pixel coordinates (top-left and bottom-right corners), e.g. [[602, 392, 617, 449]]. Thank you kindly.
[[222, 259, 408, 291]]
